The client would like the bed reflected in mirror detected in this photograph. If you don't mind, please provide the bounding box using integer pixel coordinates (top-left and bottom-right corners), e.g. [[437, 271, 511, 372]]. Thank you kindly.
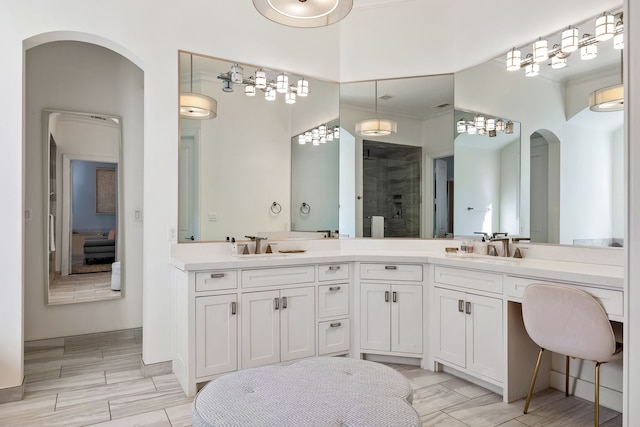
[[44, 109, 124, 305]]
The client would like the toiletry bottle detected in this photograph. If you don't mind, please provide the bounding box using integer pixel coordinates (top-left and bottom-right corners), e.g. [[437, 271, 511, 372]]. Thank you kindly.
[[231, 237, 237, 255], [480, 237, 488, 255]]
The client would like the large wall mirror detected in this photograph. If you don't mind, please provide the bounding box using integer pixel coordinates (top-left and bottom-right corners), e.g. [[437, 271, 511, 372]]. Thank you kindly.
[[178, 51, 340, 242], [340, 75, 455, 238], [455, 13, 623, 247], [44, 110, 123, 304]]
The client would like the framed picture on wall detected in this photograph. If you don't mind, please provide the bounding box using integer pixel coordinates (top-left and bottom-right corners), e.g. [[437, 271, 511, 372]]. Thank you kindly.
[[96, 167, 116, 214]]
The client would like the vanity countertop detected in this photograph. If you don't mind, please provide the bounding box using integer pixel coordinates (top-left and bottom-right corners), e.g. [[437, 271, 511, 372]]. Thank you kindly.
[[171, 248, 623, 290]]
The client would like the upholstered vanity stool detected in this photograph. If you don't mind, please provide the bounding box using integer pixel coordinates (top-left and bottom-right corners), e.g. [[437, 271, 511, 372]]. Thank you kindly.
[[521, 283, 623, 427], [192, 357, 421, 426]]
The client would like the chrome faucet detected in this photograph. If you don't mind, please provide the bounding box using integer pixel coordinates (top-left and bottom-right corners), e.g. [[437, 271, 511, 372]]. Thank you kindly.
[[489, 232, 510, 257], [245, 235, 268, 254]]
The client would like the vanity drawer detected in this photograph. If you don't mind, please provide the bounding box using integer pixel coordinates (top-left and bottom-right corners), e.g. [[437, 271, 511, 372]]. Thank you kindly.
[[505, 276, 623, 317], [318, 284, 349, 318], [434, 266, 502, 294], [318, 263, 349, 282], [318, 318, 350, 355], [360, 263, 423, 282], [195, 270, 238, 292], [241, 266, 315, 288]]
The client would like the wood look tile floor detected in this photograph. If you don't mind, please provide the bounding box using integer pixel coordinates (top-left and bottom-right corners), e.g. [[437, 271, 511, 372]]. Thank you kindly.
[[3, 329, 622, 426], [49, 272, 120, 305]]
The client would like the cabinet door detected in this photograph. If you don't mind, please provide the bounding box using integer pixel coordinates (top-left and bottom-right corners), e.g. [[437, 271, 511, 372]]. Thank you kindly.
[[360, 283, 391, 351], [391, 284, 423, 354], [466, 293, 503, 382], [433, 287, 466, 368], [280, 286, 316, 362], [195, 294, 238, 377], [241, 290, 280, 368]]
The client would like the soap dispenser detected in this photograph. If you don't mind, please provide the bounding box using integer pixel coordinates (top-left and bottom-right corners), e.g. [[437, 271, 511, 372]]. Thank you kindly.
[[231, 237, 237, 255]]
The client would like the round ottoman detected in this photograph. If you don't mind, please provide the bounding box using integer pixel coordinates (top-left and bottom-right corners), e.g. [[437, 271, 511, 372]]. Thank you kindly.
[[192, 357, 420, 427]]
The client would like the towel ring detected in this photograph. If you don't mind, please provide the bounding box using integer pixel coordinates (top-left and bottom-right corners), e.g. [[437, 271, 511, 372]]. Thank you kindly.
[[270, 202, 282, 214], [300, 202, 311, 215]]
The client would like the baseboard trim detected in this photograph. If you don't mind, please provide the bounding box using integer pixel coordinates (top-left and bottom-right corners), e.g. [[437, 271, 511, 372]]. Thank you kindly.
[[0, 381, 24, 404], [141, 359, 172, 377]]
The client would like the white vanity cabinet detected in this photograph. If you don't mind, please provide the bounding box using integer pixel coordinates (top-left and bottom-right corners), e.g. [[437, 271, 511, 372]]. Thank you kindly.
[[359, 263, 424, 355], [195, 294, 238, 377], [432, 266, 503, 384], [241, 286, 315, 368]]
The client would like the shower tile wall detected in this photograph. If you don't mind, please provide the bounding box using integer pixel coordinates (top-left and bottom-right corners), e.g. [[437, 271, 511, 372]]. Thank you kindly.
[[363, 142, 421, 238]]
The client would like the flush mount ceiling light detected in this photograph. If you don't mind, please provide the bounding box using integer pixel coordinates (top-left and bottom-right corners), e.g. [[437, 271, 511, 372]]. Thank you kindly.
[[253, 0, 353, 28], [180, 54, 217, 120], [356, 81, 398, 137]]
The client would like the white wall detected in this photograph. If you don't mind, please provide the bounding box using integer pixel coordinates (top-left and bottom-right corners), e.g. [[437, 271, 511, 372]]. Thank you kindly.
[[500, 140, 521, 235], [612, 127, 624, 239], [24, 41, 144, 341]]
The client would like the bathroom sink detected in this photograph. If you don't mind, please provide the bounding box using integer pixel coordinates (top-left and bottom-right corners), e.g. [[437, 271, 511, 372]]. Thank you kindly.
[[232, 253, 290, 259], [446, 253, 521, 264]]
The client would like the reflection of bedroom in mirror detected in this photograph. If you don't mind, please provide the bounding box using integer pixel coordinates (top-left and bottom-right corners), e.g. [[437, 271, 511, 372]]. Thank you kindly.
[[45, 110, 123, 305]]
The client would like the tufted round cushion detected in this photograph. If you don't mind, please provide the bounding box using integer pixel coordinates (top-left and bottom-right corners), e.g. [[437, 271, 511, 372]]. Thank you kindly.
[[192, 357, 420, 427]]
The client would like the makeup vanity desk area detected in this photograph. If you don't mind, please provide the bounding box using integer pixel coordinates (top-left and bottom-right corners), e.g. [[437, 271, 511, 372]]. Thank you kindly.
[[171, 240, 624, 405]]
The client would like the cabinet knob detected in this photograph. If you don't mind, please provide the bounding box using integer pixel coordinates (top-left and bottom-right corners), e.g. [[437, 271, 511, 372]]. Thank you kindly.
[[329, 286, 341, 291]]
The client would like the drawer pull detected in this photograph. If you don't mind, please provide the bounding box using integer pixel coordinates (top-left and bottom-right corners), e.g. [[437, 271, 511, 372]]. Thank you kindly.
[[328, 266, 341, 271], [329, 286, 341, 291], [384, 265, 397, 270], [210, 273, 225, 279], [282, 296, 288, 309], [274, 297, 280, 310], [466, 301, 472, 315], [330, 322, 342, 328], [392, 291, 397, 303], [231, 301, 237, 315], [458, 299, 464, 313], [385, 291, 390, 302]]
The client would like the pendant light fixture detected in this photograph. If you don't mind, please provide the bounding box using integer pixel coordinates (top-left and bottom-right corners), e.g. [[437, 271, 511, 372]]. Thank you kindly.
[[253, 0, 353, 28], [589, 52, 624, 112], [356, 81, 397, 137], [180, 54, 217, 120]]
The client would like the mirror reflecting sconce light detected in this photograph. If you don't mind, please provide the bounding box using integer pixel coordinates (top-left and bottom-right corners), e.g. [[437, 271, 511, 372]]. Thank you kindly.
[[458, 116, 513, 138], [296, 124, 340, 146], [505, 11, 622, 74], [218, 64, 310, 106]]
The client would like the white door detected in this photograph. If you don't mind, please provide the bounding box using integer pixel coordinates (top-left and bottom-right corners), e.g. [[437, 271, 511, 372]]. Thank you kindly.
[[280, 286, 315, 362], [179, 132, 199, 242], [241, 290, 280, 368], [391, 284, 423, 354], [433, 287, 466, 368], [434, 159, 449, 238], [195, 294, 238, 377], [360, 283, 391, 351], [530, 141, 548, 243], [466, 293, 503, 382]]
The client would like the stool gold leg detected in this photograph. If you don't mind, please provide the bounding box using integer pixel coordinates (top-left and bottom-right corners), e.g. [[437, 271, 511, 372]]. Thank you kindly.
[[595, 362, 601, 427], [565, 355, 570, 397], [524, 348, 545, 414]]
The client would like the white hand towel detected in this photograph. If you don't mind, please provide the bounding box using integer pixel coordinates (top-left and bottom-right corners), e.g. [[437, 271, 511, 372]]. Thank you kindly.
[[49, 214, 55, 252], [371, 216, 384, 238]]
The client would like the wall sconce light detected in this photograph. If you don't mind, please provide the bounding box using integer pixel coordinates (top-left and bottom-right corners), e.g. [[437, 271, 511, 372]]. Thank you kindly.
[[276, 73, 289, 93], [561, 26, 579, 53], [245, 84, 256, 96], [580, 35, 598, 60], [533, 38, 548, 63], [297, 78, 309, 96], [595, 12, 615, 41], [265, 86, 276, 101], [506, 48, 521, 71], [255, 70, 267, 89]]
